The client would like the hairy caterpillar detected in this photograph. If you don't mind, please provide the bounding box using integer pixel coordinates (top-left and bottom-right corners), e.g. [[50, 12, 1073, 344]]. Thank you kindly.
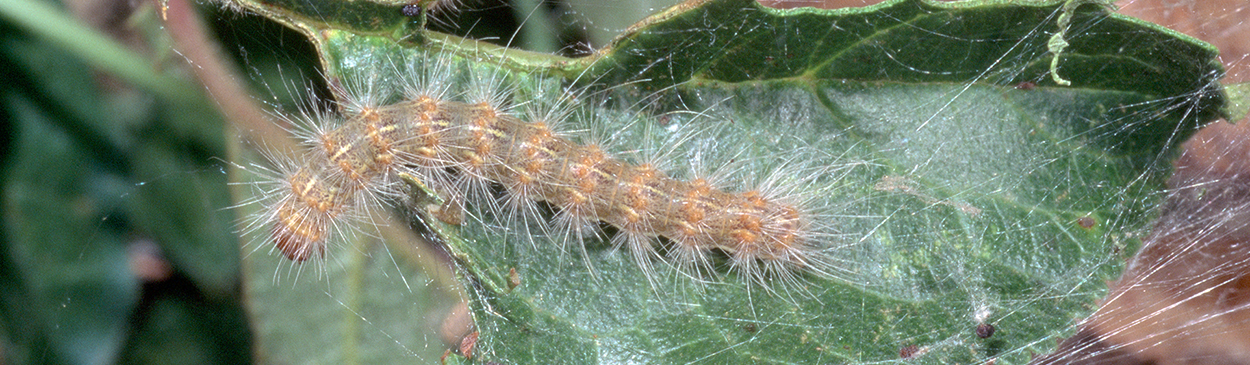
[[236, 47, 863, 291]]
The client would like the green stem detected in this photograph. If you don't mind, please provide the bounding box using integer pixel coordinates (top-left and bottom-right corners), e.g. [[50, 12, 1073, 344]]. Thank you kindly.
[[0, 0, 200, 103]]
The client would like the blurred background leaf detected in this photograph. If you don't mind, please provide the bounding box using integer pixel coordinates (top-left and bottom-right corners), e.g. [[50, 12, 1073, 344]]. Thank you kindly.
[[0, 0, 248, 363]]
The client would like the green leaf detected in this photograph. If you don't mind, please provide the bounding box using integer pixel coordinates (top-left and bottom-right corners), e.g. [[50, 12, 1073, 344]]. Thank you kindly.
[[230, 0, 1227, 363], [1224, 81, 1250, 122], [124, 137, 241, 297], [1, 88, 138, 365], [235, 188, 460, 364], [1, 1, 249, 363], [0, 16, 142, 365]]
